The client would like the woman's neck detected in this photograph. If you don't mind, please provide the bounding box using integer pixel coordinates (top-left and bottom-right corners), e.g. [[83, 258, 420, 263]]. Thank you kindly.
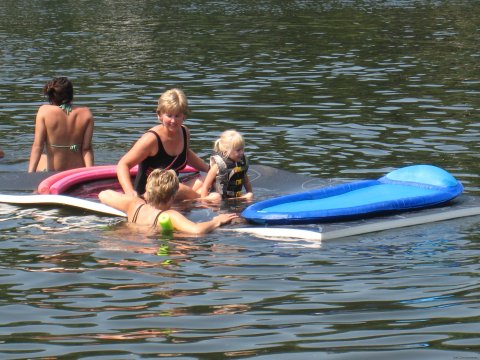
[[148, 201, 170, 212], [58, 103, 73, 115]]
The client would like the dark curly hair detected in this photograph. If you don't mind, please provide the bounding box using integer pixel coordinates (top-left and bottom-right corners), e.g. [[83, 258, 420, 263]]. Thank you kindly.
[[43, 77, 74, 105]]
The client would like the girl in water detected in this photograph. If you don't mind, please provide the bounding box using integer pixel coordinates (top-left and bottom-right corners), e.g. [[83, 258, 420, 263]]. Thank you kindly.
[[100, 169, 237, 235], [28, 77, 94, 172]]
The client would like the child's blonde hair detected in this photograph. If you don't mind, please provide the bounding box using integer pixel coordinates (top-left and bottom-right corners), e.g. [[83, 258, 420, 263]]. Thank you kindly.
[[145, 169, 179, 208], [156, 88, 190, 116], [214, 130, 245, 157]]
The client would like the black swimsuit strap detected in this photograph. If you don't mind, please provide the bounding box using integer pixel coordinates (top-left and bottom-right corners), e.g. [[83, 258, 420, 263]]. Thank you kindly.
[[152, 210, 163, 227], [132, 203, 145, 223], [146, 130, 161, 149]]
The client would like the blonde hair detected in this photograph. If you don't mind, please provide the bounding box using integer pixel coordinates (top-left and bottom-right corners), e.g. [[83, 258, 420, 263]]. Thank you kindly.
[[145, 169, 179, 208], [156, 88, 190, 116], [214, 130, 245, 157]]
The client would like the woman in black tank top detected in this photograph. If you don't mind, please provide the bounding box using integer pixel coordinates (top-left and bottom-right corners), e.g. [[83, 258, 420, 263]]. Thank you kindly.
[[133, 127, 189, 195], [117, 88, 209, 200]]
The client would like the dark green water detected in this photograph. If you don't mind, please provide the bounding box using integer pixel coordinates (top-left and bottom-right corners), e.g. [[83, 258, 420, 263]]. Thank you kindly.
[[0, 1, 479, 358]]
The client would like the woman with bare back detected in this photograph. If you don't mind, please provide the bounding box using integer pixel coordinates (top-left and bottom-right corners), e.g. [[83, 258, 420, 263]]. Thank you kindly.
[[28, 77, 94, 172]]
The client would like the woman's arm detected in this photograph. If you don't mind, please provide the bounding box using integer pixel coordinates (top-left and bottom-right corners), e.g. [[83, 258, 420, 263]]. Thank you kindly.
[[187, 149, 209, 172], [167, 210, 238, 235], [117, 132, 157, 197], [82, 111, 94, 167], [98, 189, 136, 215], [28, 109, 47, 172], [183, 125, 208, 172]]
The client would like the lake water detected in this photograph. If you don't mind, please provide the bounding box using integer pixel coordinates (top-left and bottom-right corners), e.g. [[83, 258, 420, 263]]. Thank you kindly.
[[0, 1, 479, 359]]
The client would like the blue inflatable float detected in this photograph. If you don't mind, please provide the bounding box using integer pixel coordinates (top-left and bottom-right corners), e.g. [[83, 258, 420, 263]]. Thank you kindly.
[[241, 164, 464, 225]]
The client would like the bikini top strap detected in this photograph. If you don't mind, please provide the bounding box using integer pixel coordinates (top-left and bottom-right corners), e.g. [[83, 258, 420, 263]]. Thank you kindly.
[[132, 203, 145, 223], [153, 210, 163, 227]]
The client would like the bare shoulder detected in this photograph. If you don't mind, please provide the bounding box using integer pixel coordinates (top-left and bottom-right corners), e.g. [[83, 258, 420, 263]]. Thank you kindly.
[[99, 189, 142, 214], [127, 198, 146, 215], [149, 124, 163, 133], [73, 106, 93, 119], [164, 209, 185, 221], [140, 126, 162, 142], [36, 104, 57, 115]]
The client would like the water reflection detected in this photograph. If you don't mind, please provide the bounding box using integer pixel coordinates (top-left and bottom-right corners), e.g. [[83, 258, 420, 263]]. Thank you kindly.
[[1, 1, 479, 192]]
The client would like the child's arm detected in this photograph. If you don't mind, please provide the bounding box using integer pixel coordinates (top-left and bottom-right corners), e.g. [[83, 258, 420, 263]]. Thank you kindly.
[[200, 164, 219, 198], [242, 173, 253, 200]]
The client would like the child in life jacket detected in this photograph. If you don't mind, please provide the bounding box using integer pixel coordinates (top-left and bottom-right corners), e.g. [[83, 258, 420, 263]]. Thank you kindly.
[[200, 130, 253, 202]]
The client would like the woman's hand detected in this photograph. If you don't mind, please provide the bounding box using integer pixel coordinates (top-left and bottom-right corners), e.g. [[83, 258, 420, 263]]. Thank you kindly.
[[214, 213, 239, 226]]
